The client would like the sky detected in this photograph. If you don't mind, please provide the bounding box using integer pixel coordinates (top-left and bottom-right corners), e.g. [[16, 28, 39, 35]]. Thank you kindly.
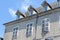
[[0, 0, 56, 38]]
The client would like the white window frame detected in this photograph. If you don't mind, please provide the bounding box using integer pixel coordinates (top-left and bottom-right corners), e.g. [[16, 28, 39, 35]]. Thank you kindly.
[[41, 18, 50, 32], [26, 22, 33, 37]]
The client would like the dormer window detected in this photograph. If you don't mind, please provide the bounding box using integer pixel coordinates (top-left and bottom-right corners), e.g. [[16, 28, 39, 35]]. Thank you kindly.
[[28, 10, 33, 16], [27, 5, 38, 16], [16, 10, 25, 19], [41, 0, 52, 11], [28, 6, 33, 16], [43, 6, 47, 11], [43, 6, 51, 11]]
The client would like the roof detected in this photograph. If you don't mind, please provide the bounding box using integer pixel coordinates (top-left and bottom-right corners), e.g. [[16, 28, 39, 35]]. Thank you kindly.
[[16, 10, 25, 18], [37, 2, 58, 13], [41, 0, 52, 9], [3, 7, 60, 26]]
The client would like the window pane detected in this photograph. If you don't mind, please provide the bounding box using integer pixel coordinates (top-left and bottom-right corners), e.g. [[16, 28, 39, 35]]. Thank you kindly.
[[42, 24, 45, 28], [42, 20, 45, 23], [45, 6, 47, 11], [46, 19, 49, 22], [16, 27, 18, 30], [30, 27, 32, 30], [27, 24, 29, 28], [45, 23, 48, 26], [30, 24, 32, 26], [29, 31, 31, 34]]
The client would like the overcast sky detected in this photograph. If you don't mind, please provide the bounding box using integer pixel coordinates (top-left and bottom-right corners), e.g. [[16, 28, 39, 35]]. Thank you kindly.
[[0, 0, 56, 38]]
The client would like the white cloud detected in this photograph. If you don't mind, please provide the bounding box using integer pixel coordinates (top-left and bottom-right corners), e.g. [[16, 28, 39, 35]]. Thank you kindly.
[[21, 4, 29, 11], [8, 8, 16, 17], [21, 0, 32, 12], [8, 0, 32, 18]]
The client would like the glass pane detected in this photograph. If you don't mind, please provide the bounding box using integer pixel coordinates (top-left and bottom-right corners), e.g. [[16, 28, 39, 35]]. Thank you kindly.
[[42, 24, 45, 28], [45, 6, 47, 11], [30, 27, 32, 30], [13, 28, 15, 31], [46, 19, 49, 22], [42, 20, 45, 23], [26, 32, 28, 34], [29, 31, 31, 34], [45, 23, 48, 26], [42, 27, 44, 32], [30, 24, 32, 26], [16, 27, 18, 30], [29, 10, 33, 16], [27, 24, 29, 28]]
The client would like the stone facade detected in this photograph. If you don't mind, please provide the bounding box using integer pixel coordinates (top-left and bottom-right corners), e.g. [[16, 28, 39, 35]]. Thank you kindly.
[[4, 1, 60, 40]]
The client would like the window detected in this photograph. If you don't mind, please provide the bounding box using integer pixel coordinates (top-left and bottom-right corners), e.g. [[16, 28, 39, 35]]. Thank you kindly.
[[42, 18, 50, 32], [26, 23, 33, 37], [12, 27, 18, 39], [28, 10, 33, 16], [44, 6, 47, 11]]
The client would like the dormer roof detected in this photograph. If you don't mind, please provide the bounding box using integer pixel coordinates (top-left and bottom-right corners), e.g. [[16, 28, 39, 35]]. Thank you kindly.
[[41, 0, 52, 9], [28, 5, 38, 13], [16, 10, 25, 18]]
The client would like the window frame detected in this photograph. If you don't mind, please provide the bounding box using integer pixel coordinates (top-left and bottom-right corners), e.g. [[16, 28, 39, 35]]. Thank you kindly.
[[12, 27, 18, 39], [41, 18, 50, 32], [26, 22, 33, 37]]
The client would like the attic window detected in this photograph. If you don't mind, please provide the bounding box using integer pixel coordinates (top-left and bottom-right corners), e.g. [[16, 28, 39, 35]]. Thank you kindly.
[[16, 10, 25, 19], [43, 6, 47, 11], [42, 1, 52, 11], [27, 5, 38, 16], [29, 10, 37, 16], [44, 6, 51, 11], [28, 10, 33, 16]]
